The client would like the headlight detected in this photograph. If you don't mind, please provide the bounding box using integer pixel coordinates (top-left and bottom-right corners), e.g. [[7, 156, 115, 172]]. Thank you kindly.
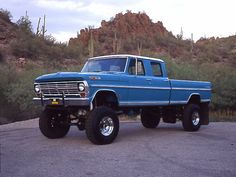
[[34, 84, 40, 93], [78, 83, 85, 92]]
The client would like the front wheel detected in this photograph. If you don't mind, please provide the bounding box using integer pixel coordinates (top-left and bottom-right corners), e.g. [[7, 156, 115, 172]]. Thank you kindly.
[[39, 109, 70, 139], [182, 104, 201, 131], [85, 106, 119, 145]]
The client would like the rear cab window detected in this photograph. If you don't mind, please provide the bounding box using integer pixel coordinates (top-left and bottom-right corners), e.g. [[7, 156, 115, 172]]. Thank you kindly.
[[128, 58, 145, 76], [151, 62, 162, 77]]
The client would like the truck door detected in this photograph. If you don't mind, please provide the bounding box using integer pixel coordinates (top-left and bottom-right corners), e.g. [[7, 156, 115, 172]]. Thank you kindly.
[[124, 58, 156, 106], [148, 61, 171, 105]]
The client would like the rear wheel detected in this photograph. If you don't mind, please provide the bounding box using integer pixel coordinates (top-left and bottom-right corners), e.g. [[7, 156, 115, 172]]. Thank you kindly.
[[141, 109, 160, 128], [182, 104, 201, 131], [39, 109, 70, 139], [85, 106, 119, 145]]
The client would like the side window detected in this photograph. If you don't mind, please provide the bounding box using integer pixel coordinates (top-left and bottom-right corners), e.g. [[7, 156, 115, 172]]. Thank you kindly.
[[151, 62, 162, 77], [137, 60, 145, 75], [128, 58, 136, 75], [128, 58, 145, 75]]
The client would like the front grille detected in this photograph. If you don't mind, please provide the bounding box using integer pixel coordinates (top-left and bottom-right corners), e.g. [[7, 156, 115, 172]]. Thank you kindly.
[[38, 82, 80, 96]]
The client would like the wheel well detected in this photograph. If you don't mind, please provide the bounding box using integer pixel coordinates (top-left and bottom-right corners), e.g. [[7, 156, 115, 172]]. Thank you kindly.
[[92, 91, 118, 108], [188, 95, 201, 105]]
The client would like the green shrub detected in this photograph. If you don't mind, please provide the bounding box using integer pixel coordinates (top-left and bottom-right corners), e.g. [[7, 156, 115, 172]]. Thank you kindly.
[[158, 55, 236, 113], [0, 64, 47, 123], [0, 62, 85, 124], [17, 15, 33, 34]]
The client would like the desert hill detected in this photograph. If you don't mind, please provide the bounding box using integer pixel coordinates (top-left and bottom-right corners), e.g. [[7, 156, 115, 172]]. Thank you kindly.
[[69, 11, 183, 58], [69, 11, 236, 66], [0, 10, 235, 66]]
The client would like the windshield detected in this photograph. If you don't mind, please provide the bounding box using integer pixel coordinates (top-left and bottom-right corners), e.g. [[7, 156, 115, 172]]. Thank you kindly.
[[81, 58, 127, 73]]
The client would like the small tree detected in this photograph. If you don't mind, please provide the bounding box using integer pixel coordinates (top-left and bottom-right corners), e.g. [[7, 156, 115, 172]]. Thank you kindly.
[[17, 11, 33, 34]]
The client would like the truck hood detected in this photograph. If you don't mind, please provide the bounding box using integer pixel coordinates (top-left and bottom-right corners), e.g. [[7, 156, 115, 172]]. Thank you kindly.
[[35, 72, 126, 83]]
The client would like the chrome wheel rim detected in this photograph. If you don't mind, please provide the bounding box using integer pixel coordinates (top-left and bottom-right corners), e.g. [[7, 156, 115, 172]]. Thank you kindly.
[[192, 111, 200, 126], [99, 117, 114, 136]]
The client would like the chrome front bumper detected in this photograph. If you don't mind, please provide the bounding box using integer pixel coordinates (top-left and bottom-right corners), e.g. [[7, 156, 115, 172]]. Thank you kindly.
[[33, 97, 90, 107]]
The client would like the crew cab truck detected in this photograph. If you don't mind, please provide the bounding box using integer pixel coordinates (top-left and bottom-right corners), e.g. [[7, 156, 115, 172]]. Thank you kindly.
[[33, 54, 212, 145]]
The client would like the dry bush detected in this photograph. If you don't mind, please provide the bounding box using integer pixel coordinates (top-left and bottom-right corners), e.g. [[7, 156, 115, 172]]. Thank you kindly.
[[0, 8, 12, 22]]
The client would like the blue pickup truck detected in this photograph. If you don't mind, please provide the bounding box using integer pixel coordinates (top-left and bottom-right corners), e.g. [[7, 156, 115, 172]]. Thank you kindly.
[[33, 54, 212, 144]]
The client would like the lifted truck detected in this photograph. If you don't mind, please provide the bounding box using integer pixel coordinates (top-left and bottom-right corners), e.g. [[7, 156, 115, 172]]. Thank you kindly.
[[33, 54, 212, 145]]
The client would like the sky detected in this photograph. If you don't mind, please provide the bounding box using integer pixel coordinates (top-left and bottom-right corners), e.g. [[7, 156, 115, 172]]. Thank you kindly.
[[1, 0, 236, 43]]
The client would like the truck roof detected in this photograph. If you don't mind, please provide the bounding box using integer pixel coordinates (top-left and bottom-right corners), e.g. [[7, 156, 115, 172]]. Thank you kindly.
[[89, 54, 164, 63]]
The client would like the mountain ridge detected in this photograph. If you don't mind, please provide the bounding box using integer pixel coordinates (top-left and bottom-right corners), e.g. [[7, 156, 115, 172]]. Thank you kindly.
[[69, 11, 236, 66], [0, 10, 235, 66]]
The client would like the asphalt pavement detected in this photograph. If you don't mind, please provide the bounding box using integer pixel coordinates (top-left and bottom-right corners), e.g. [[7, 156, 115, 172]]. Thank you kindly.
[[0, 119, 236, 177]]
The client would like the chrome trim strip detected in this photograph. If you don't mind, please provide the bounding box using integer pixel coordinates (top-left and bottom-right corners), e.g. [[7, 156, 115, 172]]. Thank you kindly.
[[187, 93, 200, 102], [119, 101, 169, 106], [35, 81, 84, 84], [88, 54, 164, 63], [170, 93, 200, 105], [123, 57, 129, 73], [170, 98, 211, 104], [170, 101, 187, 104], [90, 89, 119, 104], [42, 94, 82, 96], [172, 87, 211, 91], [33, 97, 89, 101], [90, 84, 170, 90], [90, 84, 210, 91], [171, 79, 211, 83], [170, 93, 212, 104], [201, 99, 211, 102]]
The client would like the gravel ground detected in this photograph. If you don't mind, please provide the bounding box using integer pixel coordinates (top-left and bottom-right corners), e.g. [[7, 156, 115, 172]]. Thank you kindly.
[[0, 119, 236, 177]]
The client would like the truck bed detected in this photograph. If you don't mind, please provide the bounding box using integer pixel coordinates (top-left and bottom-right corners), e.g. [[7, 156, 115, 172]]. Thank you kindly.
[[169, 79, 212, 105]]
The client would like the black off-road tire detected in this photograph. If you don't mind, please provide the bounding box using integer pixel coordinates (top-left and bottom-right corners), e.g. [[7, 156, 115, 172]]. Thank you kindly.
[[141, 109, 161, 128], [39, 109, 70, 139], [182, 104, 201, 131], [85, 106, 119, 145]]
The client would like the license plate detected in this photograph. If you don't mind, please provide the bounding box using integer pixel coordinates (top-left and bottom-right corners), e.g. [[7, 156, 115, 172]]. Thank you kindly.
[[51, 99, 59, 105]]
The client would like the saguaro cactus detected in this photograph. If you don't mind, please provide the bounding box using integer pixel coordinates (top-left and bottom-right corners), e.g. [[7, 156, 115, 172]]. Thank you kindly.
[[41, 15, 47, 37], [137, 41, 142, 55], [36, 15, 47, 37], [113, 31, 122, 54], [36, 17, 41, 35], [88, 26, 94, 57], [191, 33, 194, 53]]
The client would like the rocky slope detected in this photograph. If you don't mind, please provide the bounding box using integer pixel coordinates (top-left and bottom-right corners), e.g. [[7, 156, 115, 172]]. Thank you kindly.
[[69, 11, 182, 57], [0, 10, 235, 66], [69, 11, 236, 66], [0, 14, 17, 60]]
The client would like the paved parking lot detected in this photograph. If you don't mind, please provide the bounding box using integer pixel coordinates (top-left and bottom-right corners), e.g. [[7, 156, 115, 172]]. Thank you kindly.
[[0, 119, 236, 177]]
